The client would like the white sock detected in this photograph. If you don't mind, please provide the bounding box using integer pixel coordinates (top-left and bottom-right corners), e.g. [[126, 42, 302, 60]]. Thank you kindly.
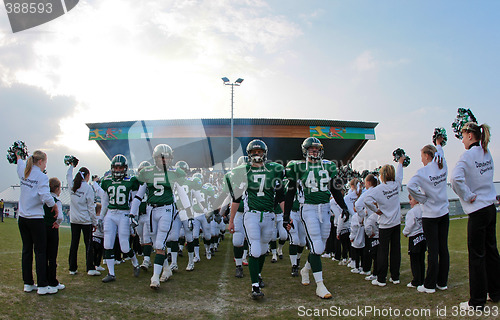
[[144, 256, 151, 263], [243, 250, 248, 260], [171, 252, 178, 265], [167, 247, 172, 255], [163, 258, 169, 269], [194, 246, 200, 258], [235, 258, 242, 266], [304, 261, 311, 270], [272, 249, 277, 255], [106, 259, 115, 276], [290, 255, 297, 266], [278, 244, 284, 255], [313, 271, 323, 283], [188, 252, 194, 264], [179, 245, 184, 251], [204, 244, 210, 254], [131, 254, 139, 267], [153, 263, 163, 276], [297, 252, 302, 260]]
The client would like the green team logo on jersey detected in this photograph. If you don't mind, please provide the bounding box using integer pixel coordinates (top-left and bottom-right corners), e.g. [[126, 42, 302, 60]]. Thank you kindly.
[[286, 159, 337, 205], [100, 176, 140, 210], [137, 165, 186, 205], [230, 162, 284, 212]]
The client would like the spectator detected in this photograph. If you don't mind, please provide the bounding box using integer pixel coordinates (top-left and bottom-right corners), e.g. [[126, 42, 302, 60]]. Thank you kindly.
[[43, 178, 65, 291]]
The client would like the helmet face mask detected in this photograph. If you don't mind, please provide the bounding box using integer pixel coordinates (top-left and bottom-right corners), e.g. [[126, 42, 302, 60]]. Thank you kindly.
[[111, 154, 128, 180], [302, 137, 324, 161], [246, 139, 268, 164], [152, 144, 174, 170]]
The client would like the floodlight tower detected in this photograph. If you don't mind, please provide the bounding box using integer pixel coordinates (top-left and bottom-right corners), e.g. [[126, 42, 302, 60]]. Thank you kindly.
[[221, 77, 244, 169]]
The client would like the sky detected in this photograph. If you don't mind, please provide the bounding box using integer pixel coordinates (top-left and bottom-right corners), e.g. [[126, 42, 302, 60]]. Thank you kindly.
[[0, 0, 499, 191]]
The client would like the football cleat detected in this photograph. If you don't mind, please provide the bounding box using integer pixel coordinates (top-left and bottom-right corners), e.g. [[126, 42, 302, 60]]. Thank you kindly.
[[300, 267, 310, 285], [140, 260, 151, 271], [242, 258, 249, 266], [150, 275, 160, 289], [316, 282, 332, 299], [102, 274, 116, 283], [133, 266, 140, 277], [251, 286, 264, 299], [271, 255, 277, 263], [206, 251, 212, 260], [279, 254, 283, 260], [235, 266, 244, 278], [160, 267, 172, 282], [170, 263, 178, 272], [193, 256, 200, 263], [185, 262, 195, 271], [258, 275, 265, 288], [291, 265, 299, 277]]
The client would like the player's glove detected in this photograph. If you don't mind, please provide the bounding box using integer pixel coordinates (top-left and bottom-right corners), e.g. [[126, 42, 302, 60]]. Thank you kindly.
[[283, 214, 294, 230], [188, 218, 194, 231], [129, 214, 138, 229]]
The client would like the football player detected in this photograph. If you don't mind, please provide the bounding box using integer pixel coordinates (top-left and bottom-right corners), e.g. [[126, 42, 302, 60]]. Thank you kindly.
[[192, 182, 213, 261], [99, 155, 141, 283], [130, 144, 192, 289], [227, 139, 285, 299], [284, 137, 350, 299], [287, 185, 306, 276], [135, 161, 153, 271]]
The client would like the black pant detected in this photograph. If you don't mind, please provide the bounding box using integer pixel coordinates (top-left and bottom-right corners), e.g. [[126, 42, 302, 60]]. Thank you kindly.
[[468, 205, 500, 307], [68, 223, 94, 272], [324, 224, 336, 254], [422, 214, 449, 289], [369, 238, 379, 276], [408, 235, 426, 287], [352, 247, 363, 268], [46, 226, 60, 286], [18, 217, 48, 286], [338, 231, 350, 260], [1, 210, 4, 222], [91, 236, 104, 267], [362, 235, 372, 272], [377, 224, 401, 283]]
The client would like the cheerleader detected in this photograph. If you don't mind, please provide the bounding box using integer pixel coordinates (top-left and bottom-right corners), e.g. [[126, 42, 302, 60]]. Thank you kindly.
[[16, 151, 59, 295], [354, 174, 378, 276], [407, 137, 449, 294], [403, 194, 426, 288], [451, 122, 500, 310], [365, 157, 405, 286], [67, 164, 98, 276]]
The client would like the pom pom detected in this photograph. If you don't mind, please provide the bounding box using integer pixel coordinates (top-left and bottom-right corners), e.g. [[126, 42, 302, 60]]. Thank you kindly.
[[452, 108, 477, 139], [432, 127, 447, 146], [393, 148, 411, 167], [6, 140, 28, 164], [64, 155, 79, 167]]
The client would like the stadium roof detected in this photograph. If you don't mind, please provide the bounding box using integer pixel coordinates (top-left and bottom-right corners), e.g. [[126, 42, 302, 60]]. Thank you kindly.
[[86, 118, 378, 170]]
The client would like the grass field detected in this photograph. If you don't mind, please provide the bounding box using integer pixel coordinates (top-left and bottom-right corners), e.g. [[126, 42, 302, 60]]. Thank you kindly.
[[0, 215, 499, 320]]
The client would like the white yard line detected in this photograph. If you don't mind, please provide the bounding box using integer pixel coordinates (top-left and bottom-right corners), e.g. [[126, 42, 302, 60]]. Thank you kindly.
[[212, 237, 231, 318]]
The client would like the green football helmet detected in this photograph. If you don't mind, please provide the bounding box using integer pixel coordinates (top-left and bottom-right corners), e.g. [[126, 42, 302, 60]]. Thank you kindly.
[[302, 137, 324, 160], [175, 160, 189, 173], [236, 156, 249, 166], [191, 177, 203, 190], [192, 172, 203, 181], [202, 183, 215, 197], [137, 161, 151, 173], [153, 144, 173, 169], [111, 154, 128, 180], [246, 139, 268, 164]]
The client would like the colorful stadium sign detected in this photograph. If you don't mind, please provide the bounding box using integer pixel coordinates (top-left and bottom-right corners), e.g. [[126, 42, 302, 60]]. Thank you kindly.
[[310, 126, 376, 140]]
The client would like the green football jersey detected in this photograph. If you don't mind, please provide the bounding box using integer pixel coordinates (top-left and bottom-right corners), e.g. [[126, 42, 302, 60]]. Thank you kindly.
[[229, 162, 285, 212], [285, 159, 337, 205], [137, 165, 186, 206], [175, 177, 200, 210], [100, 176, 141, 210]]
